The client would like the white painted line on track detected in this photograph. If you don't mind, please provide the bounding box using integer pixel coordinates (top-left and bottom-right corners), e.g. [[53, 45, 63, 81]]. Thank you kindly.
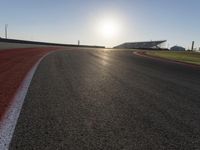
[[0, 51, 55, 150]]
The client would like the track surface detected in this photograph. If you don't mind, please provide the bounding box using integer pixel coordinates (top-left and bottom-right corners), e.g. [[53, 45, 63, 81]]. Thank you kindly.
[[10, 49, 200, 149], [0, 48, 56, 121]]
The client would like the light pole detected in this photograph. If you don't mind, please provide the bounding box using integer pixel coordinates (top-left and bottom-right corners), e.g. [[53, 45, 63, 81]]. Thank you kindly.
[[78, 40, 80, 46], [191, 41, 194, 51], [5, 24, 8, 39]]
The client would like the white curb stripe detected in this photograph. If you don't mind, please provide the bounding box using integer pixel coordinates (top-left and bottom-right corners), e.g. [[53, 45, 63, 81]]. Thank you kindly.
[[0, 51, 54, 150]]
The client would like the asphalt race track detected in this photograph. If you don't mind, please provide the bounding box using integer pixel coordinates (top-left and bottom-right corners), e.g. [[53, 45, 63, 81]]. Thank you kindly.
[[9, 48, 200, 149]]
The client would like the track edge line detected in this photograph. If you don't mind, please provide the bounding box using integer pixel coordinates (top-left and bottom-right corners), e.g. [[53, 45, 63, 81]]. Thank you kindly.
[[0, 50, 56, 150]]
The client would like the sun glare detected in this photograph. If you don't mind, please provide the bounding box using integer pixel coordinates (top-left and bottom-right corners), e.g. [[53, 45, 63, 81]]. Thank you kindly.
[[98, 18, 120, 39]]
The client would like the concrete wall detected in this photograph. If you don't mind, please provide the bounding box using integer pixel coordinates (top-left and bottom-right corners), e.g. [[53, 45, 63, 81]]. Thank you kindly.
[[0, 42, 51, 50], [0, 38, 105, 50]]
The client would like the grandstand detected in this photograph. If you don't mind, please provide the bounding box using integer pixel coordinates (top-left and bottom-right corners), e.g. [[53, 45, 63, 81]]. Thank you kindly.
[[114, 40, 167, 50]]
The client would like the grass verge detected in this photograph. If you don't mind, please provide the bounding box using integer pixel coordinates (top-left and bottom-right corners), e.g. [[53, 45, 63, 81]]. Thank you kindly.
[[146, 51, 200, 65]]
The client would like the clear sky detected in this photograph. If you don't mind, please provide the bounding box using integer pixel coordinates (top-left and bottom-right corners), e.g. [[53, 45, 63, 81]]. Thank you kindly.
[[0, 0, 200, 48]]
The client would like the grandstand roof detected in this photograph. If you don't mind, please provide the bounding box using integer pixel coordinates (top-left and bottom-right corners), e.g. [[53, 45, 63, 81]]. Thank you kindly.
[[114, 40, 167, 49]]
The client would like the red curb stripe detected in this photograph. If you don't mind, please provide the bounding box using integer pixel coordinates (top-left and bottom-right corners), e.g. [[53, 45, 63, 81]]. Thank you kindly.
[[0, 48, 57, 121], [0, 50, 57, 149]]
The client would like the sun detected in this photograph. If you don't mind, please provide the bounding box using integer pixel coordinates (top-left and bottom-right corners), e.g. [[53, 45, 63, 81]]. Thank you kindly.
[[98, 18, 120, 39]]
